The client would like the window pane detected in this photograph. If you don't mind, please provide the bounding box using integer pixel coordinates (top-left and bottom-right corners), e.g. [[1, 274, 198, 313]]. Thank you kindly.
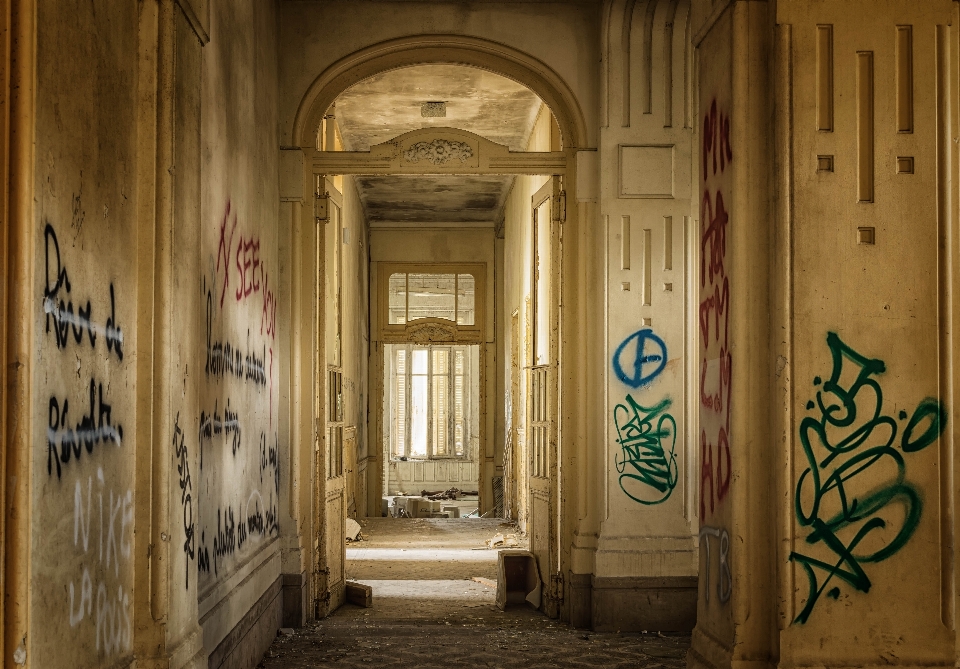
[[454, 372, 464, 455], [432, 349, 449, 457], [432, 374, 448, 456], [395, 349, 406, 458], [410, 375, 428, 457], [535, 200, 551, 365], [408, 273, 456, 321], [433, 348, 447, 375], [325, 205, 342, 366], [388, 273, 407, 324], [411, 348, 428, 375], [457, 274, 475, 325]]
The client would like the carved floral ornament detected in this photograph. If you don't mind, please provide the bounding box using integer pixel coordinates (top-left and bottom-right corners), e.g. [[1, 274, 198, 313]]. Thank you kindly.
[[382, 321, 482, 344], [405, 322, 456, 343], [402, 138, 474, 165]]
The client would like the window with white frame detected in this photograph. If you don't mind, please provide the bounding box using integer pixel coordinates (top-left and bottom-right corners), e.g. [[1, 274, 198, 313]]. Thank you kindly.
[[387, 343, 476, 460], [387, 272, 476, 325]]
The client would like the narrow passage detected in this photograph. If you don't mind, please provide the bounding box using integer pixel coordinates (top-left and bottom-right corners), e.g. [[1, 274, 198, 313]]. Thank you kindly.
[[257, 519, 691, 668]]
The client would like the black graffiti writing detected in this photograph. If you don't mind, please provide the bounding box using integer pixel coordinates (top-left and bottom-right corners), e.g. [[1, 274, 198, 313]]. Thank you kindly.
[[213, 507, 236, 577], [47, 379, 124, 479], [205, 291, 267, 386], [173, 413, 195, 589], [198, 398, 242, 469], [259, 432, 281, 497], [265, 493, 280, 536], [43, 223, 124, 360], [198, 531, 211, 575]]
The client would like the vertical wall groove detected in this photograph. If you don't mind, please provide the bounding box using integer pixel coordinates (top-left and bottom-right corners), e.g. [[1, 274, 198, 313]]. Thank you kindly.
[[896, 25, 914, 133], [662, 0, 679, 128], [663, 20, 674, 127], [663, 216, 673, 270], [935, 22, 955, 631], [774, 20, 795, 627], [621, 0, 639, 127], [642, 228, 651, 305], [683, 4, 692, 129], [857, 51, 875, 203], [641, 0, 657, 115], [816, 25, 833, 132], [621, 215, 631, 270], [5, 0, 35, 660]]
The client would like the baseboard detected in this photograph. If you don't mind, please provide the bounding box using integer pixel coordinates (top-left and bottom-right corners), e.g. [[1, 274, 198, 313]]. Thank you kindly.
[[281, 571, 308, 627], [591, 575, 697, 633], [568, 572, 592, 629], [688, 626, 734, 669], [207, 576, 282, 669]]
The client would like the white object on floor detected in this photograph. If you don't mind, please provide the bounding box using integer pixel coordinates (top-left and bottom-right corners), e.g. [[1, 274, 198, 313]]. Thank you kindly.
[[345, 518, 362, 541]]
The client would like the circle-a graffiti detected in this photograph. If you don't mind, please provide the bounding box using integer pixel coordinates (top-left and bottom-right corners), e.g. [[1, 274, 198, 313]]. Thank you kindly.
[[612, 328, 667, 388]]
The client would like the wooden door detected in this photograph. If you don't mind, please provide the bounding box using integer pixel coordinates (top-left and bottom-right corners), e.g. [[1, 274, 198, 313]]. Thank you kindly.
[[507, 310, 521, 522], [527, 177, 562, 617], [316, 182, 346, 616]]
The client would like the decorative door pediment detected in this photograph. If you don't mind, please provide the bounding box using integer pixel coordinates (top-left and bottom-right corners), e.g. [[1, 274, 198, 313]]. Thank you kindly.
[[381, 318, 481, 345], [311, 127, 567, 175]]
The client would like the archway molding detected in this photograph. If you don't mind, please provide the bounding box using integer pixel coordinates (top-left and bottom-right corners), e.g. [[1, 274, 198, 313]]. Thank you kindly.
[[291, 34, 589, 151]]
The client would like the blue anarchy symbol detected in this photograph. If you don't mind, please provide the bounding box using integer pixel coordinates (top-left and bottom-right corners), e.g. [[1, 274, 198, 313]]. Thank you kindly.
[[612, 328, 667, 388]]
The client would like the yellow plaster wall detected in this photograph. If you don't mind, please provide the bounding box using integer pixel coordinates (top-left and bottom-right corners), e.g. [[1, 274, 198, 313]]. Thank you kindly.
[[30, 1, 141, 665]]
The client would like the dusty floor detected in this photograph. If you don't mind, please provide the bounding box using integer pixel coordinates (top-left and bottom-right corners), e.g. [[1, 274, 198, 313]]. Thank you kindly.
[[257, 518, 691, 668]]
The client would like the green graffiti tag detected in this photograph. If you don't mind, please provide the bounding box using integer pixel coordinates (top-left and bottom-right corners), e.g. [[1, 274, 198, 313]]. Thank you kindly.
[[791, 332, 947, 624], [614, 395, 678, 505]]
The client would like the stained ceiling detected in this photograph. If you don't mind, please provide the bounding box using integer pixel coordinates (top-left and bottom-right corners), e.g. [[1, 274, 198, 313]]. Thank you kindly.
[[334, 64, 543, 224]]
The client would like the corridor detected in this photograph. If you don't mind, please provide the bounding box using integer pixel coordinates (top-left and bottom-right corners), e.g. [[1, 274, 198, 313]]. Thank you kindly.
[[2, 1, 958, 669], [258, 518, 690, 668]]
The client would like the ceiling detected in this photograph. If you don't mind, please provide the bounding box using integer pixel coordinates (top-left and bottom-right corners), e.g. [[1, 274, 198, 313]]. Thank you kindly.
[[334, 64, 543, 225]]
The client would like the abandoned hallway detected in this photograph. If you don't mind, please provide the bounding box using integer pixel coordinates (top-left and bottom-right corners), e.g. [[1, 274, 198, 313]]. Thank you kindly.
[[3, 1, 960, 668], [257, 520, 691, 668]]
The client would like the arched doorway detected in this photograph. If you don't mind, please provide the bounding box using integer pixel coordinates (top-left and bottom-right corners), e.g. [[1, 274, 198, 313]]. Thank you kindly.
[[285, 39, 590, 622]]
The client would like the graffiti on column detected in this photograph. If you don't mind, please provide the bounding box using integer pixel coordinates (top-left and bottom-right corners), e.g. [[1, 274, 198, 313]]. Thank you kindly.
[[612, 328, 667, 388], [173, 413, 195, 589], [198, 200, 282, 588], [611, 327, 677, 504], [699, 99, 733, 519], [790, 332, 946, 624], [614, 395, 678, 504], [699, 526, 732, 603], [42, 220, 134, 655], [43, 223, 124, 361]]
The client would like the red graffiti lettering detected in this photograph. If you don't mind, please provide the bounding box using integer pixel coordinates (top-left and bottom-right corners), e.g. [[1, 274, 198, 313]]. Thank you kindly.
[[699, 99, 734, 519], [235, 235, 262, 301], [260, 272, 276, 340], [700, 430, 713, 517], [216, 203, 238, 308], [702, 99, 733, 180]]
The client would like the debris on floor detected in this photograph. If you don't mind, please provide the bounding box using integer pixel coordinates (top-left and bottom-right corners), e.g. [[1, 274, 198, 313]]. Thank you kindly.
[[486, 532, 520, 548], [345, 580, 373, 608], [278, 627, 295, 636], [345, 518, 363, 541], [471, 576, 497, 588], [420, 487, 478, 500]]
